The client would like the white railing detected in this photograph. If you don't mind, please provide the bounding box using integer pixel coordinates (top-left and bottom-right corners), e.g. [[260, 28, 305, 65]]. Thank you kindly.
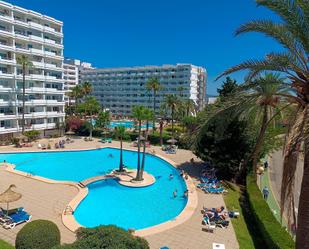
[[29, 35, 44, 42], [29, 48, 43, 55], [28, 21, 43, 29]]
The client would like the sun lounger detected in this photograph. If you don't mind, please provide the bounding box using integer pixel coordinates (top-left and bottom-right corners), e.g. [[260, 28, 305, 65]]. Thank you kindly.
[[202, 216, 216, 232], [2, 210, 31, 229], [203, 187, 224, 194]]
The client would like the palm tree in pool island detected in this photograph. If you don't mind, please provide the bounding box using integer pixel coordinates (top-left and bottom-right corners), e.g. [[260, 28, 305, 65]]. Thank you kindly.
[[217, 1, 309, 247], [116, 126, 126, 172], [146, 77, 162, 132], [141, 108, 154, 177], [132, 105, 146, 181], [16, 55, 32, 134]]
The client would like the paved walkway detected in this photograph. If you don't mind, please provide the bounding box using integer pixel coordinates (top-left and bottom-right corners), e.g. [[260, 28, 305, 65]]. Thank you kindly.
[[0, 137, 239, 248], [0, 170, 77, 245]]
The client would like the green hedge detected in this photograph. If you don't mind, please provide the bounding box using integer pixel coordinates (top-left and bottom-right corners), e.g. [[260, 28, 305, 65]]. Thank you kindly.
[[15, 220, 60, 249], [53, 225, 149, 249], [246, 175, 295, 249]]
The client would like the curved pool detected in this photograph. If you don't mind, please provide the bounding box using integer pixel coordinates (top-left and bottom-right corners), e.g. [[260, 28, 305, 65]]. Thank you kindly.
[[0, 148, 187, 230]]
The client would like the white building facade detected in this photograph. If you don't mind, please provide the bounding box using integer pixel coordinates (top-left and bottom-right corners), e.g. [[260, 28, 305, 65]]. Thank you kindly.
[[81, 64, 206, 116], [0, 1, 65, 137], [63, 58, 93, 104]]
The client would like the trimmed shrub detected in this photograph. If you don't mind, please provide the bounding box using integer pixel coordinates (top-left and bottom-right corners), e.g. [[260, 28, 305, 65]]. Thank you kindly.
[[15, 220, 60, 249], [53, 225, 149, 249], [24, 130, 40, 141], [246, 175, 295, 249]]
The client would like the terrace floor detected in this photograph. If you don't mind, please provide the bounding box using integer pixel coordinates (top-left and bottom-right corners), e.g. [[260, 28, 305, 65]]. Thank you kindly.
[[0, 137, 239, 249]]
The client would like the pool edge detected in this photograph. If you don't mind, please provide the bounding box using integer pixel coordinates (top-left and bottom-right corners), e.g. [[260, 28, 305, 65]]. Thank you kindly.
[[1, 146, 198, 237]]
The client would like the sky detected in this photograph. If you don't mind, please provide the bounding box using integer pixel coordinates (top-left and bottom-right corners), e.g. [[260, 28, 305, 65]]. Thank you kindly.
[[7, 0, 283, 95]]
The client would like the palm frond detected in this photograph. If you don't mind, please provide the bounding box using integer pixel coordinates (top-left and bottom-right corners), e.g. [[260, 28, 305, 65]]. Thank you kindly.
[[256, 0, 309, 54]]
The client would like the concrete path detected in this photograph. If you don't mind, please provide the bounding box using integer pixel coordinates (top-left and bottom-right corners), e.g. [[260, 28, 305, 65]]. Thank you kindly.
[[269, 150, 303, 218], [0, 170, 77, 245]]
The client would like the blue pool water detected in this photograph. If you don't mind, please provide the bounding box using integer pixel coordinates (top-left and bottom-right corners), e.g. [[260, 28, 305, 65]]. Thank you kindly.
[[0, 148, 187, 230], [109, 120, 152, 129]]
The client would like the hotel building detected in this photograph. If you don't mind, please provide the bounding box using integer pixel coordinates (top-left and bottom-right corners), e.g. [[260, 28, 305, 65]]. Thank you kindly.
[[63, 58, 92, 104], [81, 64, 207, 116], [0, 1, 65, 138]]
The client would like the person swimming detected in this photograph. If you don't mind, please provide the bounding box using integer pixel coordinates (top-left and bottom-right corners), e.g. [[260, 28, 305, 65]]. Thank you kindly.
[[169, 174, 174, 180], [173, 189, 178, 198], [108, 154, 114, 158]]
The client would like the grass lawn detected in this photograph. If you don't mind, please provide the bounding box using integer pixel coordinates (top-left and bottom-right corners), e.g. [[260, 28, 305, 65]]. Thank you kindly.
[[223, 182, 262, 249], [0, 240, 14, 249]]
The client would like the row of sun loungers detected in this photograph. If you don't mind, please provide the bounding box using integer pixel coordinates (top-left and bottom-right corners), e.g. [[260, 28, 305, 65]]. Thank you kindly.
[[0, 208, 31, 229]]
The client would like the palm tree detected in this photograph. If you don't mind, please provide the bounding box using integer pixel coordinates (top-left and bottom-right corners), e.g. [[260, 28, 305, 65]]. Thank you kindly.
[[132, 105, 146, 181], [71, 85, 84, 106], [183, 99, 196, 117], [82, 82, 92, 96], [16, 55, 32, 134], [140, 108, 154, 177], [177, 86, 185, 98], [116, 126, 126, 172], [146, 78, 162, 132], [78, 96, 101, 140], [163, 94, 179, 139], [217, 1, 309, 246], [234, 73, 289, 178]]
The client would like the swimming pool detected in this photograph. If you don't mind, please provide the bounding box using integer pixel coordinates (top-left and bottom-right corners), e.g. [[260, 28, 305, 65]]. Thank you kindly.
[[0, 148, 187, 230], [109, 120, 152, 129]]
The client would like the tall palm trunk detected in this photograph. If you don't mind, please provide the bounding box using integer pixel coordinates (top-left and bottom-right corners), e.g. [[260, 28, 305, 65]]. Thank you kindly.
[[251, 105, 269, 179], [296, 110, 309, 249], [119, 137, 124, 172], [89, 114, 93, 140], [159, 120, 163, 146], [21, 64, 26, 134], [141, 120, 149, 178], [153, 90, 156, 133], [135, 120, 142, 180]]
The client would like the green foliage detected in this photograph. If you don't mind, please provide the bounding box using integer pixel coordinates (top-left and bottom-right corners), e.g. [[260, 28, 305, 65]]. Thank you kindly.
[[15, 220, 60, 249], [54, 225, 149, 249], [217, 77, 238, 98], [96, 111, 111, 129], [0, 240, 14, 249], [246, 175, 295, 249], [24, 130, 40, 141], [194, 111, 254, 180], [77, 96, 101, 116]]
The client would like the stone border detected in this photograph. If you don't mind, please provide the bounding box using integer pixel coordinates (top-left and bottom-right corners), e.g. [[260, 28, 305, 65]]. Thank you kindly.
[[0, 146, 198, 237]]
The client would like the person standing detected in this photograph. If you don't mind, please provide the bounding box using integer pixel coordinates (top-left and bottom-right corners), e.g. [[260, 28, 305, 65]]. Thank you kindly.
[[264, 161, 269, 170], [262, 186, 270, 200]]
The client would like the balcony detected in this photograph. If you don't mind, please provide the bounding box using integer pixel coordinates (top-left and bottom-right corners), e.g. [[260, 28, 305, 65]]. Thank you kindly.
[[0, 29, 13, 37], [32, 61, 45, 68], [0, 71, 14, 78], [28, 21, 43, 30], [0, 127, 17, 134], [0, 14, 13, 22], [0, 57, 15, 65], [44, 38, 56, 45], [29, 35, 44, 43], [29, 48, 43, 55], [0, 43, 14, 51], [29, 74, 45, 80]]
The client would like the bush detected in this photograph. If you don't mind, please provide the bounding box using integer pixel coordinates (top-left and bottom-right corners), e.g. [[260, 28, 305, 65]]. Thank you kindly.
[[24, 130, 40, 141], [53, 225, 149, 249], [246, 175, 295, 249], [15, 220, 60, 249]]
